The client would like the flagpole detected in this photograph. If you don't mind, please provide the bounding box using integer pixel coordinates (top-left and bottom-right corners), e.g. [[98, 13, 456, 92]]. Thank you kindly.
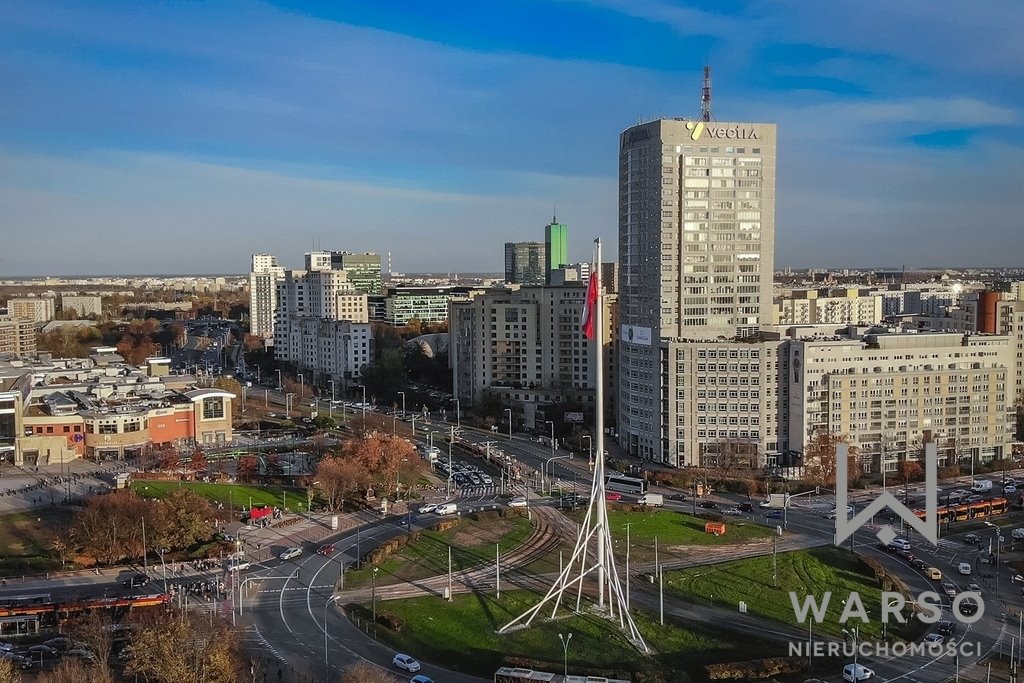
[[594, 238, 605, 608]]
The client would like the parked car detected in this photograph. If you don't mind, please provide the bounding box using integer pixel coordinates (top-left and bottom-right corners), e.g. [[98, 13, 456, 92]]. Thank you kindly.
[[279, 548, 302, 561], [43, 637, 74, 652], [66, 648, 97, 662], [410, 676, 435, 683], [26, 645, 59, 660], [392, 654, 421, 673], [317, 544, 335, 556], [0, 652, 32, 670], [1005, 485, 1018, 494]]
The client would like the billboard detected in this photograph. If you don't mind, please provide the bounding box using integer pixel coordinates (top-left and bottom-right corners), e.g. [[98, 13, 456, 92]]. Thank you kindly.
[[620, 325, 652, 346], [564, 412, 584, 423]]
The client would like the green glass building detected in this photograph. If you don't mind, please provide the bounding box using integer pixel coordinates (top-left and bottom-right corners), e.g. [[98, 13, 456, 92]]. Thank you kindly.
[[544, 219, 569, 284]]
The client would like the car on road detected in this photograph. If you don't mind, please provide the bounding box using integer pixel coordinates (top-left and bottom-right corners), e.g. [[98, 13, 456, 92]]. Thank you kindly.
[[605, 492, 622, 502], [936, 621, 956, 636], [923, 633, 945, 644], [508, 496, 528, 508], [941, 582, 958, 597], [392, 654, 421, 673], [279, 548, 302, 561], [766, 510, 783, 519], [758, 499, 772, 508], [958, 562, 972, 575], [843, 663, 875, 681], [122, 573, 151, 588], [910, 559, 928, 570], [418, 503, 438, 514], [739, 502, 754, 512], [889, 538, 911, 551], [926, 567, 942, 580], [960, 599, 980, 616], [228, 561, 251, 572], [967, 582, 982, 592], [317, 544, 335, 555], [480, 474, 493, 485], [410, 676, 434, 683], [698, 501, 718, 509], [669, 493, 687, 501], [964, 533, 980, 544], [724, 507, 742, 516], [1005, 485, 1018, 494]]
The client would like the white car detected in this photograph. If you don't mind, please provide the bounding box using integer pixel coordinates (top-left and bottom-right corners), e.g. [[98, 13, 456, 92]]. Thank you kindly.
[[392, 654, 421, 673], [958, 562, 972, 575], [758, 499, 772, 508], [279, 548, 302, 561], [924, 633, 945, 644], [227, 561, 251, 572], [724, 507, 742, 516], [418, 503, 437, 514], [508, 496, 528, 508], [843, 663, 875, 681], [1005, 485, 1018, 494]]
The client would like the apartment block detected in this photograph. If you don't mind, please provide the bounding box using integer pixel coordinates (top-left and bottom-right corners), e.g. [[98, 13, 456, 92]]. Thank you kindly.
[[788, 331, 1015, 475], [7, 297, 56, 323], [59, 295, 102, 318], [0, 316, 36, 357], [275, 318, 373, 392], [450, 284, 616, 428], [248, 254, 285, 339], [774, 288, 883, 326]]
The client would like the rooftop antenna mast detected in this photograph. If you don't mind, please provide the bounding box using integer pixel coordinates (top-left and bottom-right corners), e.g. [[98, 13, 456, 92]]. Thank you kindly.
[[700, 64, 713, 122]]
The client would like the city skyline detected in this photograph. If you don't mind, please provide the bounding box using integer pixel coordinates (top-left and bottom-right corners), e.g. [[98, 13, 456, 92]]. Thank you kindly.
[[2, 1, 1023, 276]]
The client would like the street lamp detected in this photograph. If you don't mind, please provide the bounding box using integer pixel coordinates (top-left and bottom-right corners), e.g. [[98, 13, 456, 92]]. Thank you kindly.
[[583, 435, 593, 468], [371, 567, 380, 625], [842, 626, 859, 675], [360, 385, 367, 418], [985, 521, 1002, 596], [557, 632, 573, 677], [505, 408, 512, 440], [398, 391, 406, 418], [276, 369, 282, 391], [545, 420, 555, 490], [298, 373, 304, 401], [286, 393, 295, 419], [455, 398, 460, 429], [328, 380, 335, 418], [323, 594, 340, 682]]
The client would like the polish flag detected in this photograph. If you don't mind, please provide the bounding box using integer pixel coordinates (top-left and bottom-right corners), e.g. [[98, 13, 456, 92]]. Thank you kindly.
[[580, 271, 598, 340]]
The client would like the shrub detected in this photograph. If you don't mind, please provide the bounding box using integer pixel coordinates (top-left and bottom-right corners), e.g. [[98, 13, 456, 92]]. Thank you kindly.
[[704, 657, 805, 680]]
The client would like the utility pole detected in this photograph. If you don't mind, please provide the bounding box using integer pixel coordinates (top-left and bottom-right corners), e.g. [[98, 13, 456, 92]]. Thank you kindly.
[[496, 543, 501, 599], [447, 545, 453, 601], [659, 563, 664, 625], [625, 522, 631, 610], [141, 518, 148, 575]]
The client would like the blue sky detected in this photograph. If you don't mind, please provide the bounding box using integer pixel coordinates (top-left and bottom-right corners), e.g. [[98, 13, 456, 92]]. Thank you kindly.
[[2, 0, 1022, 275]]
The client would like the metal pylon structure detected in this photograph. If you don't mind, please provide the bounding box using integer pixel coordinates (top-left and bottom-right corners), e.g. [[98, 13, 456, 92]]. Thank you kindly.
[[499, 239, 648, 653]]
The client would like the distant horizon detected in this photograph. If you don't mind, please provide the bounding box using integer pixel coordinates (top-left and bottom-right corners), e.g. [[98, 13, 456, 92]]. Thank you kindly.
[[4, 265, 1024, 282]]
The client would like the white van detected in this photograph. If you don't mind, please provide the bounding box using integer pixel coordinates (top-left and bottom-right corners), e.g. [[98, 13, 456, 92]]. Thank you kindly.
[[1011, 528, 1024, 541], [637, 493, 664, 507], [972, 480, 993, 493], [435, 503, 458, 516]]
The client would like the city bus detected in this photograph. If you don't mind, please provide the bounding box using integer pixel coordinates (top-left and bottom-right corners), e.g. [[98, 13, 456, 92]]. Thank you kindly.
[[604, 473, 647, 495]]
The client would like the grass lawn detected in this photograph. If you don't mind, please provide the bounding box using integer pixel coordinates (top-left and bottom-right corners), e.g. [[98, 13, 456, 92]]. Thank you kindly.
[[131, 481, 310, 511], [665, 547, 921, 641], [0, 508, 73, 575], [350, 590, 779, 678], [343, 513, 535, 589]]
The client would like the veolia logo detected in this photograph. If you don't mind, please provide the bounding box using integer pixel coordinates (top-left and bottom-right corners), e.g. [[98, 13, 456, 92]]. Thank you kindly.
[[685, 121, 759, 142]]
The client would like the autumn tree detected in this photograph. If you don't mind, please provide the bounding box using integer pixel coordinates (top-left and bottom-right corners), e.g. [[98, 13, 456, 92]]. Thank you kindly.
[[899, 459, 924, 484], [804, 429, 861, 487], [66, 610, 116, 682], [190, 447, 208, 473], [315, 456, 370, 511], [40, 658, 111, 683], [152, 489, 215, 551], [237, 455, 259, 482], [340, 661, 400, 683], [124, 609, 242, 683], [71, 489, 152, 565], [158, 448, 181, 472]]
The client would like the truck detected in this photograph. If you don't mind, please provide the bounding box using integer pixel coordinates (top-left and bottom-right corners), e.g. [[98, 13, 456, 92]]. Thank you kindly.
[[762, 493, 790, 509], [637, 493, 664, 507], [971, 480, 993, 493]]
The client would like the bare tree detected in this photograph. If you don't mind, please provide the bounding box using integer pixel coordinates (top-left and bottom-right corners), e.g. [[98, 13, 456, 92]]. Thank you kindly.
[[805, 428, 861, 487], [340, 661, 401, 683]]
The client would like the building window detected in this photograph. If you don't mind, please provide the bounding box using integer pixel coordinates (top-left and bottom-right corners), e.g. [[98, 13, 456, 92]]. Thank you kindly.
[[203, 398, 225, 420], [99, 423, 118, 435]]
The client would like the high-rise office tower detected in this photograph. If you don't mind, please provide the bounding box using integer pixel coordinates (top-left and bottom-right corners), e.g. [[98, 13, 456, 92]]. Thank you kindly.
[[248, 253, 285, 339], [617, 117, 777, 461], [544, 218, 569, 285], [504, 241, 546, 285], [304, 251, 383, 295]]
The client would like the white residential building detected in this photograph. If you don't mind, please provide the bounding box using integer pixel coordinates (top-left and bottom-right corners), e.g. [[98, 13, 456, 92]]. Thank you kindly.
[[248, 254, 285, 339]]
